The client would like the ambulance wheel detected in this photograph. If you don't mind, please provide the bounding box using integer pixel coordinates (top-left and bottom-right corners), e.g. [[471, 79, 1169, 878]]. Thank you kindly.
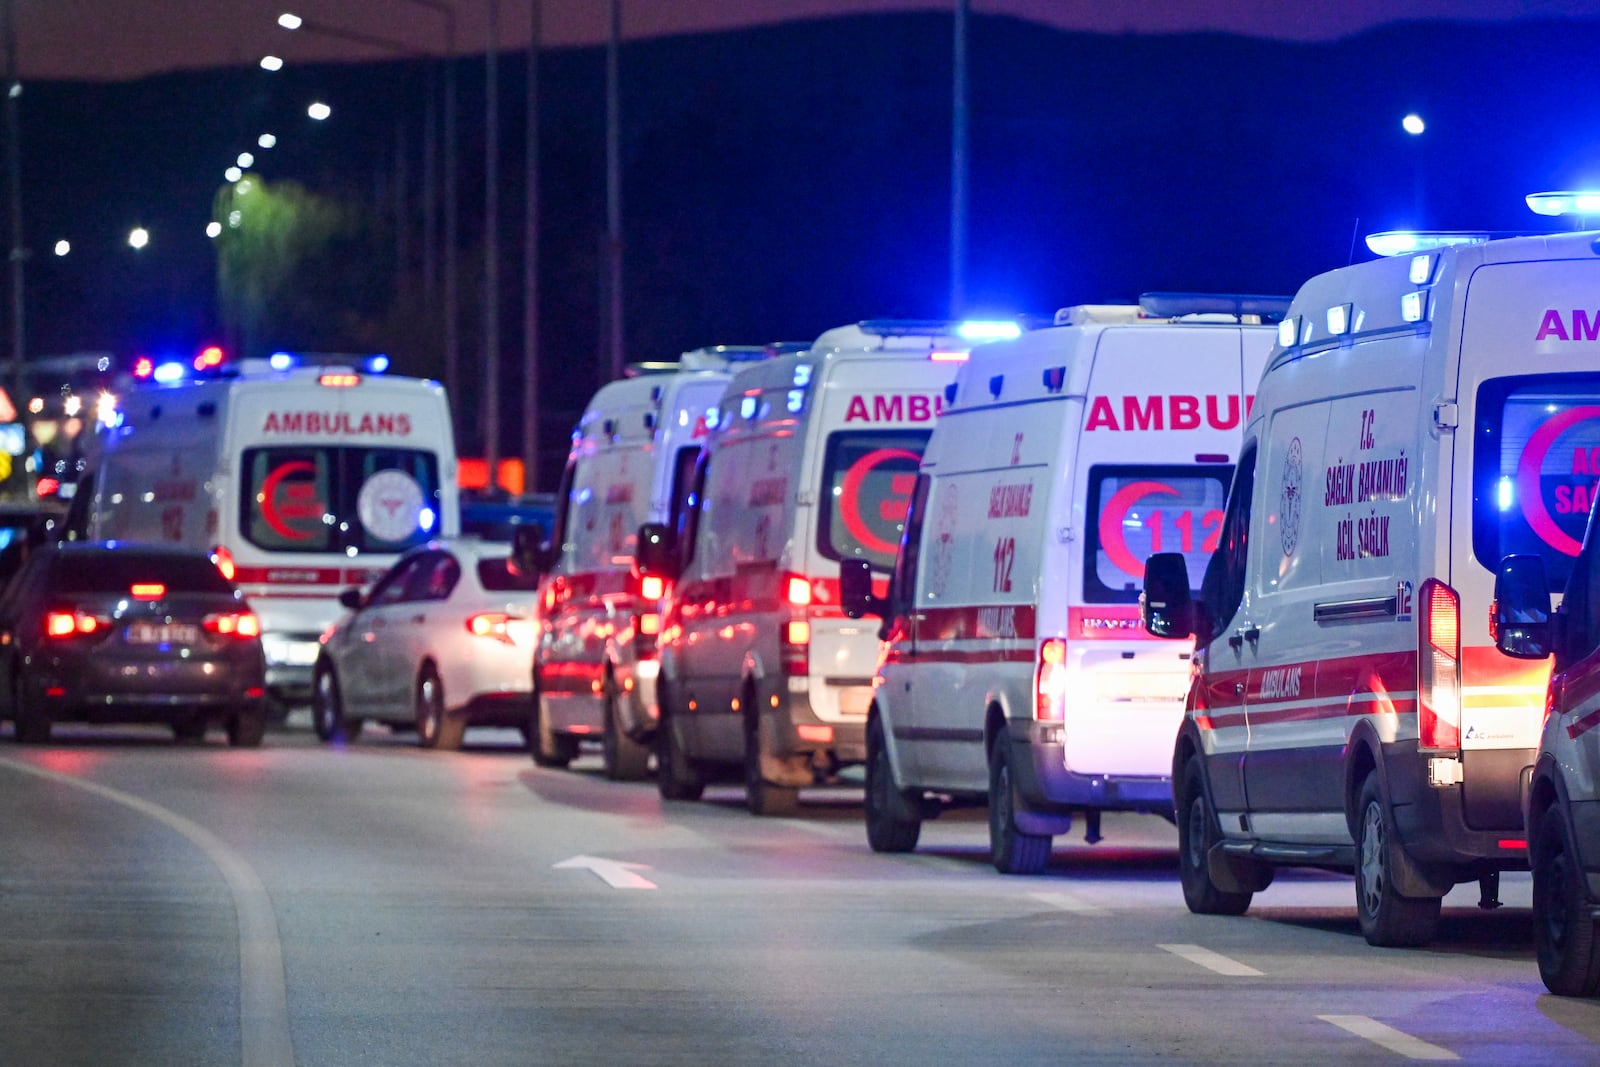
[[865, 712, 921, 852], [1177, 757, 1251, 916], [11, 667, 49, 744], [227, 708, 266, 748], [656, 694, 705, 801], [1533, 803, 1600, 996], [1355, 771, 1441, 947], [415, 667, 463, 751], [988, 739, 1051, 874], [744, 708, 798, 817], [311, 663, 362, 743], [529, 687, 576, 769], [601, 675, 649, 781]]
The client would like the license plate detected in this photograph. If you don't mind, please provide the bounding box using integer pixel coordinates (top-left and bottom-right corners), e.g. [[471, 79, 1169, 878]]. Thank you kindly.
[[126, 622, 199, 646]]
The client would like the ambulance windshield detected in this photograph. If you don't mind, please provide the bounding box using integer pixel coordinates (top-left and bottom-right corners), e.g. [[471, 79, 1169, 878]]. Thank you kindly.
[[817, 429, 931, 571], [1084, 463, 1232, 603], [1473, 373, 1600, 591], [241, 446, 442, 554]]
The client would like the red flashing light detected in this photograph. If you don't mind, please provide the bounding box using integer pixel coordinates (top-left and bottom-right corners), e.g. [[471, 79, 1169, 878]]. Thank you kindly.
[[194, 345, 226, 371], [210, 546, 236, 581], [130, 583, 166, 600], [319, 372, 361, 388], [133, 356, 155, 379], [639, 575, 666, 602], [36, 477, 60, 497]]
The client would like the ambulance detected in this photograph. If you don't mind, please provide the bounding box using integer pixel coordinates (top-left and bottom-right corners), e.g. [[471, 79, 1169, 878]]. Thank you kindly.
[[841, 294, 1281, 873], [1141, 227, 1600, 947], [530, 346, 774, 780], [638, 321, 996, 814], [86, 354, 458, 709]]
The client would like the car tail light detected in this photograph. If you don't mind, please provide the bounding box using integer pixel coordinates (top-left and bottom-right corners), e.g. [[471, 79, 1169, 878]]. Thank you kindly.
[[45, 610, 106, 638], [468, 612, 523, 645], [1035, 638, 1067, 721], [210, 545, 236, 581], [780, 616, 809, 676], [1418, 578, 1461, 751], [131, 583, 166, 600], [204, 611, 261, 638], [639, 574, 666, 601]]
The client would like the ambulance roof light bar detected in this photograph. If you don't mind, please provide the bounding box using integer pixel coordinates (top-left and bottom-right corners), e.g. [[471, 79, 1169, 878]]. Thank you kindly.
[[1138, 292, 1292, 323], [1526, 190, 1600, 217], [1364, 230, 1493, 257], [856, 318, 1020, 341]]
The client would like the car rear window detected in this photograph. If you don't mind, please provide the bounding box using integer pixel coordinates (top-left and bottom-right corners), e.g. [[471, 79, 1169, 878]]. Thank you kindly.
[[478, 557, 540, 592], [51, 552, 235, 594]]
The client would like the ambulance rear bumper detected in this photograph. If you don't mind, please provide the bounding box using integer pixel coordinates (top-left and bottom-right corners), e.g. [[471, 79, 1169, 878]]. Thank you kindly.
[[1008, 723, 1175, 817]]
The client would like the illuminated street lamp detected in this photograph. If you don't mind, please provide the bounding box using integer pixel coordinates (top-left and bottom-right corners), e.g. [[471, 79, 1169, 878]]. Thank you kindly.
[[205, 222, 222, 239], [260, 55, 284, 72], [258, 133, 277, 149], [52, 239, 67, 256], [236, 151, 255, 169], [127, 227, 149, 250], [307, 101, 331, 121], [1402, 112, 1425, 136], [224, 165, 243, 182]]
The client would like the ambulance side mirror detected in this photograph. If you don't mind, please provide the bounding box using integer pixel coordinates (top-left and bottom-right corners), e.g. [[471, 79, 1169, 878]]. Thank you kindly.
[[511, 524, 549, 578], [840, 558, 887, 620], [1492, 554, 1553, 660], [636, 522, 679, 581], [338, 586, 364, 611], [1141, 552, 1194, 639]]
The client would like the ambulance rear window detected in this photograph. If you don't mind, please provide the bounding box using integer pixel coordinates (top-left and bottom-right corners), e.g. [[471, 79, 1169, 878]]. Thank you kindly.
[[817, 429, 931, 571], [241, 447, 442, 554], [1473, 373, 1600, 591], [1084, 464, 1231, 603]]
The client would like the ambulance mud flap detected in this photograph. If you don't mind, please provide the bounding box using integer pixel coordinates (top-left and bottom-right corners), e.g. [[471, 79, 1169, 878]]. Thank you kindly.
[[1210, 843, 1274, 895], [1007, 735, 1074, 837]]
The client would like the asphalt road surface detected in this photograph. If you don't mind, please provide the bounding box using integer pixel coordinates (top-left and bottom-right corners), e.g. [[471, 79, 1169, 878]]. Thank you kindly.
[[1, 718, 1597, 1066]]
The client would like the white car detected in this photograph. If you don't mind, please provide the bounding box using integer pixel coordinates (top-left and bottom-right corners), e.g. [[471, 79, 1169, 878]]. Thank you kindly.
[[312, 537, 539, 749]]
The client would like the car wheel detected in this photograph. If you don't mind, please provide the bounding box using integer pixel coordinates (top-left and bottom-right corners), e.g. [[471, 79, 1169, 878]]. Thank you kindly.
[[601, 672, 650, 781], [1355, 770, 1441, 947], [743, 699, 798, 817], [12, 667, 50, 745], [1176, 757, 1252, 915], [528, 682, 577, 768], [311, 662, 362, 744], [171, 716, 208, 745], [656, 686, 705, 801], [227, 709, 266, 748], [988, 737, 1051, 874], [865, 711, 921, 853], [415, 667, 464, 751], [1533, 803, 1600, 996]]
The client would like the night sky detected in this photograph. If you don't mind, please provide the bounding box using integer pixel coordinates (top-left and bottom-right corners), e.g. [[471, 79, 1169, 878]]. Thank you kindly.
[[11, 7, 1600, 483]]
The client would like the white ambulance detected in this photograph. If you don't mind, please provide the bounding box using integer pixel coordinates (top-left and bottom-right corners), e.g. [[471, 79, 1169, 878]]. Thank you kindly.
[[530, 346, 774, 780], [1141, 230, 1600, 947], [639, 321, 991, 814], [86, 354, 458, 709], [841, 294, 1280, 873]]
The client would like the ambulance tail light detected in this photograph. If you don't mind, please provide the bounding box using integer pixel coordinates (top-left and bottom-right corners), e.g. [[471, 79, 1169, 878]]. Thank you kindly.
[[1418, 578, 1462, 751], [929, 349, 969, 362], [1035, 638, 1067, 721], [785, 573, 812, 607], [210, 545, 237, 582]]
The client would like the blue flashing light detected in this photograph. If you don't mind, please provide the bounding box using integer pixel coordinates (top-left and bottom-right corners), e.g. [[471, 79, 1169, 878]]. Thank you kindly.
[[1498, 477, 1514, 511], [365, 354, 391, 374], [706, 407, 722, 430], [268, 351, 297, 370], [152, 361, 188, 383], [419, 506, 437, 532], [957, 319, 1021, 342], [1526, 191, 1600, 217], [1365, 231, 1490, 257]]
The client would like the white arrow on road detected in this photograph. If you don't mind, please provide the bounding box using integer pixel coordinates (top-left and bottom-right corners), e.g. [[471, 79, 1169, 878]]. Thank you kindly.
[[554, 855, 658, 889]]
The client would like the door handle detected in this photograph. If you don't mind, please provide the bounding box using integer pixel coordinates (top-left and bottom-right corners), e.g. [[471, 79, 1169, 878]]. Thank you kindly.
[[1228, 631, 1243, 651], [1243, 626, 1260, 650]]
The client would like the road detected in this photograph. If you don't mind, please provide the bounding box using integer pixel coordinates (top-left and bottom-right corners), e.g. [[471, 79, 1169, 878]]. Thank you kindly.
[[1, 719, 1597, 1066]]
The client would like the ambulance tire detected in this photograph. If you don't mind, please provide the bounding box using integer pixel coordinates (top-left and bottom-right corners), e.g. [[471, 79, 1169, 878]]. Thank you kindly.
[[311, 663, 362, 743], [1177, 758, 1252, 916], [227, 708, 266, 748], [1532, 803, 1600, 996], [656, 696, 705, 801], [601, 676, 650, 781], [1355, 771, 1441, 947], [529, 687, 577, 769], [988, 740, 1051, 875], [11, 667, 49, 744], [865, 712, 921, 853], [744, 708, 799, 817], [415, 667, 464, 751]]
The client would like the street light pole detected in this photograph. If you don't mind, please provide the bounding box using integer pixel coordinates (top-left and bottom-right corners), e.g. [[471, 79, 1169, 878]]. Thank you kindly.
[[485, 0, 501, 486], [604, 0, 623, 384], [2, 0, 23, 390], [523, 1, 541, 493], [950, 0, 968, 319]]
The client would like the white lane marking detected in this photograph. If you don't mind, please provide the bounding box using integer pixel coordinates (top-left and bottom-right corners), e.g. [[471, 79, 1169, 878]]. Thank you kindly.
[[0, 758, 295, 1067], [1319, 1015, 1459, 1061], [1158, 943, 1264, 977], [554, 854, 658, 889], [1029, 890, 1111, 916]]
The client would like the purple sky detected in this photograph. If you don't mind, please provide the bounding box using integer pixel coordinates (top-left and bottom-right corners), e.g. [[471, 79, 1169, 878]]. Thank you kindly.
[[22, 0, 1600, 81]]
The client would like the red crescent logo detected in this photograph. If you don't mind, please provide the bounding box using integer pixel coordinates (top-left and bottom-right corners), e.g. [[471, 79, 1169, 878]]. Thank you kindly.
[[1097, 480, 1179, 578], [840, 448, 920, 556], [260, 460, 317, 541], [1515, 405, 1600, 557]]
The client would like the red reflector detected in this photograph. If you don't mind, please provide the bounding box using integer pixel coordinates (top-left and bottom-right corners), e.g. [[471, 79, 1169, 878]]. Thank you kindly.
[[639, 575, 666, 601], [131, 583, 165, 600], [246, 687, 265, 699], [797, 724, 834, 743], [45, 686, 65, 698], [1498, 838, 1528, 850], [211, 545, 236, 582], [36, 477, 60, 497], [785, 574, 812, 607]]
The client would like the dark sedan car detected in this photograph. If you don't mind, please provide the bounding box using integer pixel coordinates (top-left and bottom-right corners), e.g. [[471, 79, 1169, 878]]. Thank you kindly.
[[0, 542, 268, 745]]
